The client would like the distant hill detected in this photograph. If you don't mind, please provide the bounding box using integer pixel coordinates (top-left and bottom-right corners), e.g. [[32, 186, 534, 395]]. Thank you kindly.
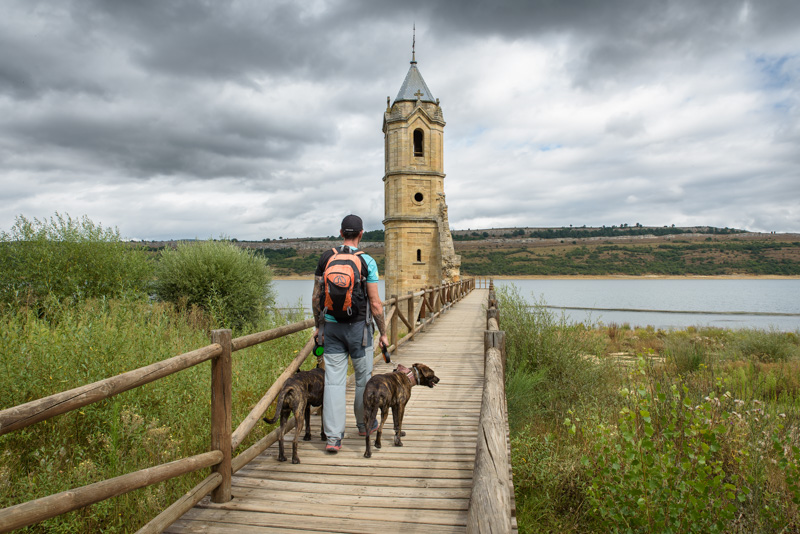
[[451, 225, 746, 240], [139, 227, 800, 277]]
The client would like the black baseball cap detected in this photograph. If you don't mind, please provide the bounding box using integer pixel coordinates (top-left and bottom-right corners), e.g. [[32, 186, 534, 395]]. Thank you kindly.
[[341, 214, 363, 232]]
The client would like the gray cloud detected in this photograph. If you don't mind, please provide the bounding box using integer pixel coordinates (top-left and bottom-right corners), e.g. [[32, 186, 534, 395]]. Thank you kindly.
[[1, 0, 799, 240]]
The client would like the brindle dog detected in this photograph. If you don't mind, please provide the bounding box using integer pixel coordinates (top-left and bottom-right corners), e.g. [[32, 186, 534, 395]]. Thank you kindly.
[[362, 362, 439, 458], [263, 366, 325, 464]]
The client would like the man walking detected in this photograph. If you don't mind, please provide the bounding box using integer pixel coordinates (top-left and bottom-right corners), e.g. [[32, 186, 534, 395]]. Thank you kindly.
[[313, 214, 389, 452]]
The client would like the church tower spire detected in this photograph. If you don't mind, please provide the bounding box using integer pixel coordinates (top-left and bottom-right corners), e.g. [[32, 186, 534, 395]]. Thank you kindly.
[[382, 36, 460, 318], [412, 23, 416, 64]]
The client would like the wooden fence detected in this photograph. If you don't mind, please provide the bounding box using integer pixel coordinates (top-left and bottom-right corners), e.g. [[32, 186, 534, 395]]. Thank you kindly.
[[0, 278, 474, 533], [467, 282, 516, 532]]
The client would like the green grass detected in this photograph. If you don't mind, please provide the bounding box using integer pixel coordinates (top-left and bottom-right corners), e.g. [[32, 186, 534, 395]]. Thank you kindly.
[[499, 286, 800, 533], [0, 298, 310, 533]]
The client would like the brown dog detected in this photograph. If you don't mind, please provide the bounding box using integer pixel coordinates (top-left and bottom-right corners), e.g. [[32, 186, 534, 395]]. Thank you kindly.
[[363, 363, 439, 458], [263, 366, 325, 464]]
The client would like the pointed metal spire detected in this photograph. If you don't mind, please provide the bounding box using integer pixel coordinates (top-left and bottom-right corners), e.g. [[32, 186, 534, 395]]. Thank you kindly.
[[393, 23, 436, 104], [411, 23, 416, 64]]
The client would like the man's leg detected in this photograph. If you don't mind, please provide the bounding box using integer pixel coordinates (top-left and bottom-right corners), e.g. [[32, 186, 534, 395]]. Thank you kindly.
[[351, 350, 374, 428], [349, 323, 374, 429], [322, 324, 348, 446]]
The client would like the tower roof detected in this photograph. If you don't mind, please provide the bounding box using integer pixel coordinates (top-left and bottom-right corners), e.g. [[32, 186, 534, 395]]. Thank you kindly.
[[394, 61, 436, 104]]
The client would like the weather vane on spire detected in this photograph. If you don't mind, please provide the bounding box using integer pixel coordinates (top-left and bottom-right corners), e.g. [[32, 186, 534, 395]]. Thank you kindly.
[[412, 23, 416, 64]]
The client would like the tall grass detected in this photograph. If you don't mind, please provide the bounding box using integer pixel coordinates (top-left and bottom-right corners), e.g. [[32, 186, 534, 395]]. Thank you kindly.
[[500, 287, 800, 533], [0, 298, 310, 533]]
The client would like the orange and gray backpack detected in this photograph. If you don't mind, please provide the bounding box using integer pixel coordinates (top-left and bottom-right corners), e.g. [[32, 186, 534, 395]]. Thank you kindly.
[[320, 246, 367, 323]]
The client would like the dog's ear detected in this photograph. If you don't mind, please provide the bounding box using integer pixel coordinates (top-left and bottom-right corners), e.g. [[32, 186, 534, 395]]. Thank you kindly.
[[413, 364, 438, 387], [413, 363, 432, 375]]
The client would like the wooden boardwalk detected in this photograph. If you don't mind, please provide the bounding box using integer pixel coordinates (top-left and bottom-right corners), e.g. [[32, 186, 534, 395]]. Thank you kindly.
[[166, 289, 489, 534]]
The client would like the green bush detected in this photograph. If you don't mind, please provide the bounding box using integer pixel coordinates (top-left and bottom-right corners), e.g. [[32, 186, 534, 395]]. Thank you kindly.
[[733, 329, 800, 363], [154, 240, 275, 330], [664, 335, 707, 375], [498, 285, 609, 417], [0, 213, 152, 309], [578, 362, 744, 533]]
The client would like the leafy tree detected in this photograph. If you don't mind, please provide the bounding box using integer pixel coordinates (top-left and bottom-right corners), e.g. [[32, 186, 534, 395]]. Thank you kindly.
[[153, 240, 275, 330], [0, 213, 152, 309], [362, 229, 385, 242]]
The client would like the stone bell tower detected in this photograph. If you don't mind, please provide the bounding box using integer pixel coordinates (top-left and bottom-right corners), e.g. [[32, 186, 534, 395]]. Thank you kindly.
[[383, 39, 460, 309]]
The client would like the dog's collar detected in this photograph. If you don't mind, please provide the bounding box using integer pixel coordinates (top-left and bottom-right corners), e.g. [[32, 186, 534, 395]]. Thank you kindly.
[[395, 364, 418, 386]]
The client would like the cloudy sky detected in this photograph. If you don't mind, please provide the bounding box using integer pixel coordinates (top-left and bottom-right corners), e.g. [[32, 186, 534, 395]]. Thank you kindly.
[[1, 0, 798, 240]]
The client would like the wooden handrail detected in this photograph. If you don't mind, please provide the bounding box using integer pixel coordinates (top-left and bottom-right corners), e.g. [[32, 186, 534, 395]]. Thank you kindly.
[[230, 337, 314, 450], [0, 451, 222, 534], [135, 473, 222, 534], [0, 344, 222, 436], [467, 283, 515, 532], [0, 277, 475, 533], [232, 318, 315, 352]]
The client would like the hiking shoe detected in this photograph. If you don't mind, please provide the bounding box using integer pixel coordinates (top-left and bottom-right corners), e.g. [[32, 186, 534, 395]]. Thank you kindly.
[[325, 439, 342, 453], [358, 420, 379, 436]]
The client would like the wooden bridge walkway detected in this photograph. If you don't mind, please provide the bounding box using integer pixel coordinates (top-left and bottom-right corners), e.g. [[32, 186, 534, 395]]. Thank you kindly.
[[167, 289, 489, 533]]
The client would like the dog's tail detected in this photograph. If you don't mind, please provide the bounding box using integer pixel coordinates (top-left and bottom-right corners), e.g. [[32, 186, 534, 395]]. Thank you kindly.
[[262, 388, 290, 424], [362, 387, 381, 425]]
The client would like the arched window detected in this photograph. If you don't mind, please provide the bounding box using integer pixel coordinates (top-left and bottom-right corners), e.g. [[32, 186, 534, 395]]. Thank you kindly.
[[416, 249, 422, 262], [413, 129, 424, 157]]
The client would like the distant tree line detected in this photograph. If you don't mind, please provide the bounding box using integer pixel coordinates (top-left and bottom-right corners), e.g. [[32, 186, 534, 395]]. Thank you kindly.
[[459, 241, 800, 276], [453, 225, 744, 241]]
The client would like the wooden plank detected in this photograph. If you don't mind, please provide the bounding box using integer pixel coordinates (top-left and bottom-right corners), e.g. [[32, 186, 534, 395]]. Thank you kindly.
[[246, 456, 473, 470], [230, 477, 472, 499], [171, 508, 465, 534], [227, 487, 469, 511], [234, 470, 473, 488], [167, 520, 319, 533], [238, 463, 473, 479], [198, 497, 467, 526]]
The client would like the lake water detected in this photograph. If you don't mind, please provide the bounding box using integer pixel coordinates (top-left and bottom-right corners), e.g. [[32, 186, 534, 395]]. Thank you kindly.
[[273, 278, 800, 332]]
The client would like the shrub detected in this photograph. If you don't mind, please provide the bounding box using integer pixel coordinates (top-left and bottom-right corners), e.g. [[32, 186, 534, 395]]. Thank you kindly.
[[578, 364, 744, 533], [733, 329, 799, 363], [498, 285, 610, 416], [0, 213, 152, 309], [664, 335, 707, 375], [154, 240, 275, 330]]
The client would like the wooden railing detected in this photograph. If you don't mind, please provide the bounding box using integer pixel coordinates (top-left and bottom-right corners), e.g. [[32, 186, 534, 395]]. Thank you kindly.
[[0, 278, 474, 533], [385, 278, 475, 351], [467, 281, 516, 533]]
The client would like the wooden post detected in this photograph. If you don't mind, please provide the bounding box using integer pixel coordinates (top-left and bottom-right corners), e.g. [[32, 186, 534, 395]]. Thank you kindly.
[[390, 295, 398, 351], [210, 329, 232, 503], [487, 307, 500, 330], [407, 291, 415, 341]]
